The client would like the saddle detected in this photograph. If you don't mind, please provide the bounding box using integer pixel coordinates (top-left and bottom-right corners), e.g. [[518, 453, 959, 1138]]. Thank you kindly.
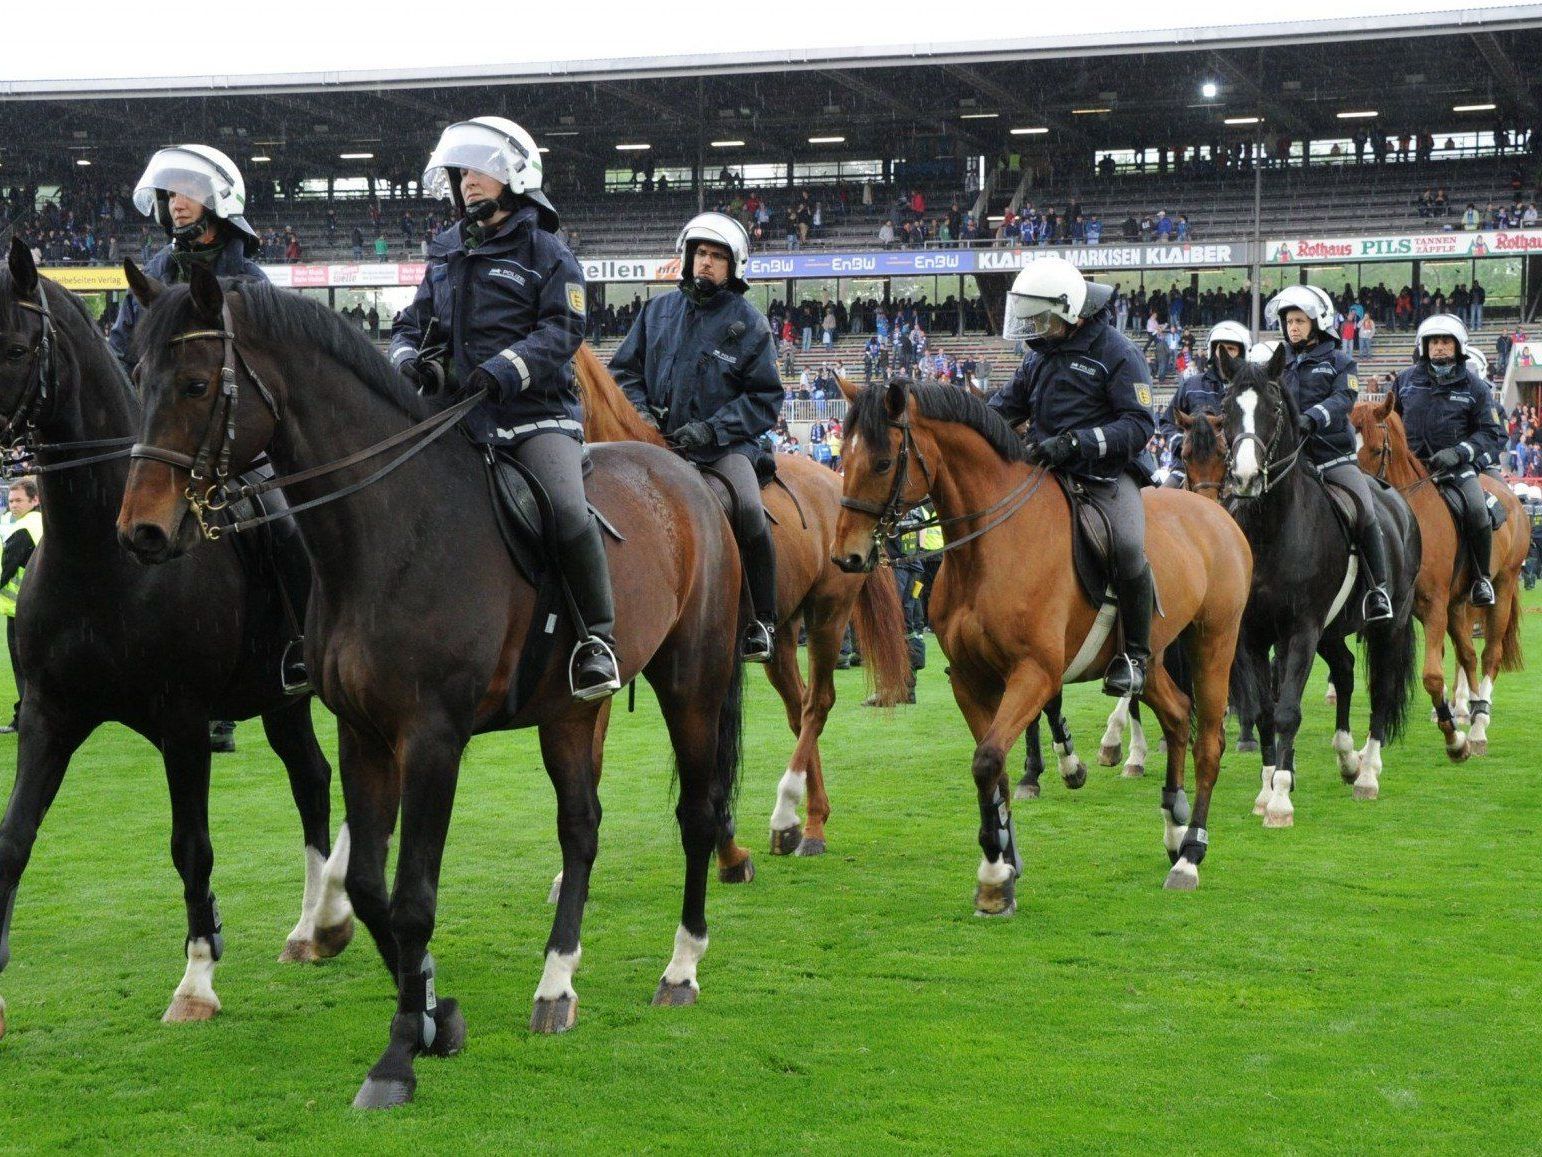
[[1311, 467, 1361, 550], [699, 451, 807, 530], [1045, 471, 1161, 617], [1435, 475, 1508, 533]]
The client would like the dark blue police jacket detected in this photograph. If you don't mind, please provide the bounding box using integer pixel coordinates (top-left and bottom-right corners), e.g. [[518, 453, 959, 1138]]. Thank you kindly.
[[1392, 362, 1506, 469], [108, 239, 267, 374], [1281, 338, 1359, 463], [1159, 365, 1227, 448]]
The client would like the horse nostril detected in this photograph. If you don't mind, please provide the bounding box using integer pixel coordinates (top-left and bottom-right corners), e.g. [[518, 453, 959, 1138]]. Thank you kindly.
[[129, 524, 169, 555]]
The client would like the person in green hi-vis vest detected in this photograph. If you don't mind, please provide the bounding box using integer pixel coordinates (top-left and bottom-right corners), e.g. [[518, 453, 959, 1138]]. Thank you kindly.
[[0, 478, 43, 734]]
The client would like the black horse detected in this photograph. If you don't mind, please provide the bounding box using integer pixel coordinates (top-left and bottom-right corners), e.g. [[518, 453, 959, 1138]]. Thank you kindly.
[[117, 262, 749, 1109], [0, 239, 351, 1041], [1220, 349, 1420, 825]]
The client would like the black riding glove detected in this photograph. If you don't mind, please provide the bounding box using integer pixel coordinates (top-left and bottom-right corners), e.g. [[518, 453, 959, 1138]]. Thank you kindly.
[[1030, 432, 1079, 468], [1430, 447, 1465, 473], [669, 421, 717, 453], [401, 357, 446, 397], [452, 367, 498, 406], [1296, 413, 1318, 437]]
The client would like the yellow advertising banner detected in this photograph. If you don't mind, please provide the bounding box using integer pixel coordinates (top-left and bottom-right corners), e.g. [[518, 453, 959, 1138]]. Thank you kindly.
[[38, 267, 128, 291]]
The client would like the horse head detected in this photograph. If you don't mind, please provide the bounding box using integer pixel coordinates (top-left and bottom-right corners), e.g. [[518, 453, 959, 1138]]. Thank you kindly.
[[1350, 390, 1402, 481], [831, 375, 933, 573], [1175, 408, 1228, 500], [0, 238, 63, 441], [1222, 342, 1297, 499]]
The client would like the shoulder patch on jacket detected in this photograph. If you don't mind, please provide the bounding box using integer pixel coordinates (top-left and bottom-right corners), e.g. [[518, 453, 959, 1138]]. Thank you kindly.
[[1134, 383, 1153, 407], [1347, 374, 1359, 392], [566, 283, 586, 314]]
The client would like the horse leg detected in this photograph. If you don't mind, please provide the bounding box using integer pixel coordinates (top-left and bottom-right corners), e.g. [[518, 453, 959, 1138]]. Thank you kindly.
[[765, 617, 811, 856], [1318, 637, 1359, 784], [1468, 577, 1512, 756], [262, 700, 354, 963], [1137, 657, 1191, 868], [1097, 695, 1131, 766], [1262, 632, 1320, 829], [532, 713, 603, 1034], [160, 717, 223, 1022], [1421, 599, 1464, 756], [1045, 696, 1086, 790], [1167, 629, 1229, 889], [0, 702, 91, 1040], [551, 698, 613, 903], [1247, 642, 1281, 818], [789, 613, 844, 857], [354, 722, 468, 1110], [1015, 713, 1046, 801], [1444, 612, 1476, 762], [1122, 700, 1149, 778], [337, 721, 403, 980]]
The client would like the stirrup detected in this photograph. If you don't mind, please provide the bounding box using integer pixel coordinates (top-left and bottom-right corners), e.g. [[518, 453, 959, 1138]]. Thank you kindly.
[[569, 636, 621, 702], [1362, 587, 1394, 623], [1101, 653, 1146, 699], [280, 637, 311, 696], [743, 620, 776, 663], [1471, 576, 1496, 607]]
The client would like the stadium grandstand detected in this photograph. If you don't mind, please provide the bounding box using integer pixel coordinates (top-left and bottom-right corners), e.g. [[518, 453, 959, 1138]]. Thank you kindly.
[[7, 8, 1542, 428]]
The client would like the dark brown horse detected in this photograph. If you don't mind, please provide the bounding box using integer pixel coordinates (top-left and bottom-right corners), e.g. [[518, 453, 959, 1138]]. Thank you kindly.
[[0, 240, 350, 1043], [574, 344, 909, 858], [833, 377, 1254, 909], [1350, 395, 1527, 757], [116, 263, 747, 1109]]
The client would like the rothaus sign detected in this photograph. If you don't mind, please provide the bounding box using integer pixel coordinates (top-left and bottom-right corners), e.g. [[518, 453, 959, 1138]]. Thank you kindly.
[[1265, 230, 1542, 263]]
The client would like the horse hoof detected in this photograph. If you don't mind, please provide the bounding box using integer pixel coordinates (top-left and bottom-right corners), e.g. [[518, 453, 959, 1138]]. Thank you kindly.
[[1014, 781, 1041, 801], [1062, 763, 1088, 790], [163, 995, 219, 1023], [973, 879, 1017, 918], [278, 938, 319, 964], [1097, 743, 1122, 767], [1163, 861, 1199, 891], [1262, 811, 1294, 829], [1469, 738, 1488, 757], [1122, 764, 1145, 779], [530, 995, 577, 1034], [652, 980, 699, 1007], [770, 824, 803, 856], [1446, 741, 1471, 763], [718, 858, 755, 884], [794, 837, 826, 857], [353, 1076, 413, 1110], [424, 999, 466, 1056], [1353, 782, 1379, 802], [1237, 739, 1260, 754], [313, 916, 354, 959]]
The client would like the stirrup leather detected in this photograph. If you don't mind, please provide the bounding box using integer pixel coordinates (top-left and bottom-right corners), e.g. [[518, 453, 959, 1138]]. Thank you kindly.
[[280, 637, 311, 697]]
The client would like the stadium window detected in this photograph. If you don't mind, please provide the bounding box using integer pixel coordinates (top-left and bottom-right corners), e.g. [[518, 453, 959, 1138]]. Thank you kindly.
[[790, 159, 886, 184], [603, 165, 694, 192]]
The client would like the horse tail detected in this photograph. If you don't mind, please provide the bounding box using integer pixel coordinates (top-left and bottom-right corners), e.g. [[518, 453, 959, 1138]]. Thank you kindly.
[[851, 566, 911, 707], [1225, 631, 1268, 739], [1500, 584, 1525, 672], [1364, 612, 1418, 745], [712, 611, 747, 825]]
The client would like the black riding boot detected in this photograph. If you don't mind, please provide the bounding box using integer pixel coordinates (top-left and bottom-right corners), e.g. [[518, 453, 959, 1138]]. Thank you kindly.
[[1359, 519, 1395, 623], [209, 720, 236, 754], [269, 523, 313, 694], [558, 518, 621, 702], [1103, 564, 1153, 698], [1468, 516, 1496, 607], [742, 521, 778, 663]]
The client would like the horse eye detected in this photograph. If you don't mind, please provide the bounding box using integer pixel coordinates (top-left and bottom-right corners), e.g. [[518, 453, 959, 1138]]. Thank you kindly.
[[873, 458, 893, 474], [4, 345, 26, 362], [183, 379, 210, 399]]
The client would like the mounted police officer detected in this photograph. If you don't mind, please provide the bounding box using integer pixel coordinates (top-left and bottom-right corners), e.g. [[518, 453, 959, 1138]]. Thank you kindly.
[[1391, 314, 1506, 606], [1160, 320, 1249, 489], [110, 144, 284, 753], [988, 256, 1157, 699], [1265, 283, 1394, 623], [610, 211, 783, 661], [390, 116, 619, 702]]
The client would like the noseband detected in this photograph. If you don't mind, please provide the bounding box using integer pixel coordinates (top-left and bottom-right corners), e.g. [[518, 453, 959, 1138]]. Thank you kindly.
[[1223, 395, 1301, 500]]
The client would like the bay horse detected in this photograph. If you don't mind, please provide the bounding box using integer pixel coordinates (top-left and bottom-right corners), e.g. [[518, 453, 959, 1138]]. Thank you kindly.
[[1350, 394, 1527, 757], [116, 262, 747, 1109], [0, 240, 351, 1042], [832, 377, 1254, 909], [1218, 352, 1420, 825], [573, 345, 910, 857]]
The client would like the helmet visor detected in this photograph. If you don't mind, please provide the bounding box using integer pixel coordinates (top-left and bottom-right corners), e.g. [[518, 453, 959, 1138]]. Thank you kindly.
[[422, 122, 530, 200], [132, 152, 233, 218], [1003, 293, 1060, 342]]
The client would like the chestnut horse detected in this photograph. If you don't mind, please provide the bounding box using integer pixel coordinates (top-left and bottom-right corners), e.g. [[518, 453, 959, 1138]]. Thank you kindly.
[[573, 344, 910, 857], [1350, 395, 1527, 757], [833, 378, 1254, 910], [117, 264, 747, 1109]]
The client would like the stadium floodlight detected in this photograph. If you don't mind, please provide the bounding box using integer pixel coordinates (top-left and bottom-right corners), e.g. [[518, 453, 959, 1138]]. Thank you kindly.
[[808, 135, 845, 144], [250, 155, 272, 163], [1224, 116, 1262, 125], [960, 112, 1000, 120], [1010, 127, 1049, 136], [711, 140, 745, 148], [538, 147, 550, 154], [75, 158, 91, 166], [546, 131, 579, 137], [339, 152, 374, 159], [1336, 110, 1378, 119], [1071, 108, 1111, 115], [615, 143, 651, 151], [1201, 82, 1218, 99], [1453, 103, 1497, 113]]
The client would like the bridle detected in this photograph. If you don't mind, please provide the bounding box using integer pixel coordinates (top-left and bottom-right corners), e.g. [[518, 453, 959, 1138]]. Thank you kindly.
[[5, 284, 135, 477], [129, 300, 483, 541], [1223, 394, 1303, 501], [1182, 420, 1229, 496]]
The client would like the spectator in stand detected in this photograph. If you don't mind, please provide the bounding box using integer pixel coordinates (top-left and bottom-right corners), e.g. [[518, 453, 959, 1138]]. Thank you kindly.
[[284, 227, 301, 263], [822, 303, 836, 347], [352, 226, 365, 260], [1154, 210, 1173, 240], [1085, 215, 1102, 245], [1358, 312, 1376, 357], [373, 233, 389, 259], [1462, 203, 1481, 231], [1471, 280, 1486, 331]]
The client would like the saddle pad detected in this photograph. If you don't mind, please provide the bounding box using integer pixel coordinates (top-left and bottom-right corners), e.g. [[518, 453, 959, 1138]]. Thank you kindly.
[[1438, 477, 1508, 532]]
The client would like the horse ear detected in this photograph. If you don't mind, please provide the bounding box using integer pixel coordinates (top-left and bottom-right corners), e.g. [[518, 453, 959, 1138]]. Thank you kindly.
[[124, 259, 165, 308], [1216, 347, 1239, 382], [884, 378, 909, 420], [1266, 341, 1287, 382], [1375, 389, 1396, 419], [187, 262, 224, 322], [835, 373, 860, 403], [1175, 409, 1193, 430], [8, 237, 37, 298], [1206, 413, 1225, 433]]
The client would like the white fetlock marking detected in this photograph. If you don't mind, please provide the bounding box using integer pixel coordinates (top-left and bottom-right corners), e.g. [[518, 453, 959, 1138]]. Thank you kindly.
[[1054, 741, 1080, 778], [314, 823, 353, 929], [770, 769, 806, 831], [1357, 738, 1384, 776], [534, 946, 581, 1002], [977, 855, 1013, 887], [1253, 765, 1274, 814], [172, 938, 221, 1010], [660, 925, 708, 989], [1162, 809, 1187, 856], [285, 845, 326, 945], [1332, 730, 1360, 776], [1447, 730, 1468, 753], [1324, 682, 1337, 704], [1125, 716, 1148, 773], [1167, 859, 1199, 885], [1264, 769, 1294, 824], [1099, 698, 1130, 748]]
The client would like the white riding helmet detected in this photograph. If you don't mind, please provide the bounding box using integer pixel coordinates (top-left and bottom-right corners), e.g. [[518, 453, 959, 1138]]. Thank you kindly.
[[422, 116, 558, 230], [132, 144, 259, 251], [1415, 313, 1470, 361], [1264, 283, 1335, 334], [1466, 346, 1489, 379], [677, 211, 751, 291], [1003, 255, 1111, 342], [1247, 339, 1283, 365], [1206, 320, 1252, 357]]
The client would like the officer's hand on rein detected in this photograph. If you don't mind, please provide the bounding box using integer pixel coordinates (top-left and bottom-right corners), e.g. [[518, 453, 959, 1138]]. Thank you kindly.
[[456, 367, 499, 405], [401, 357, 446, 397], [1029, 432, 1079, 468], [1296, 413, 1318, 437], [669, 421, 716, 453], [1430, 447, 1464, 473]]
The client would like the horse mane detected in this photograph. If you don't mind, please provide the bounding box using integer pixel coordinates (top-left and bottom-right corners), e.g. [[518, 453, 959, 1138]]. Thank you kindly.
[[1184, 408, 1223, 463], [1352, 396, 1427, 481], [851, 378, 1030, 464], [573, 343, 666, 447], [137, 278, 430, 420]]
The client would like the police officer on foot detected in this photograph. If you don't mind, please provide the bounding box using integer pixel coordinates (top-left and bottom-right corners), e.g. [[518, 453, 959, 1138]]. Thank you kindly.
[[1161, 320, 1249, 489], [392, 117, 620, 700], [0, 478, 42, 734], [610, 212, 783, 661], [1265, 284, 1394, 622], [988, 256, 1157, 698], [1392, 314, 1506, 606]]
